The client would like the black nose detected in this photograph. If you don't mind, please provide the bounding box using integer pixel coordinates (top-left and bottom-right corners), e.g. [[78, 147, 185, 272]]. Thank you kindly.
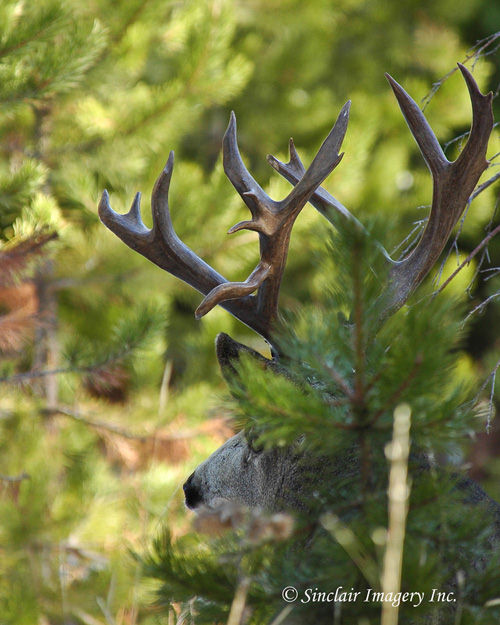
[[183, 472, 204, 509]]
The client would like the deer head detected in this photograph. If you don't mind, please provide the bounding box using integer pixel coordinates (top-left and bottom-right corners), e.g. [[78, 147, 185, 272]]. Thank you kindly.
[[99, 64, 493, 512]]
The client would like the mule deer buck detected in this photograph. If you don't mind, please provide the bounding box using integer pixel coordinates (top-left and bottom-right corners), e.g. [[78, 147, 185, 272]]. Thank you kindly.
[[99, 64, 497, 518]]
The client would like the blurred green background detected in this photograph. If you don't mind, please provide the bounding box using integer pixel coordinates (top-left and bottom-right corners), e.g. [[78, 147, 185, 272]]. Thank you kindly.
[[0, 0, 498, 623]]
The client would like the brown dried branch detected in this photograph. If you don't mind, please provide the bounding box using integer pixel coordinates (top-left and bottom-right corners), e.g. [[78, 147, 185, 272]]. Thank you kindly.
[[0, 232, 57, 287]]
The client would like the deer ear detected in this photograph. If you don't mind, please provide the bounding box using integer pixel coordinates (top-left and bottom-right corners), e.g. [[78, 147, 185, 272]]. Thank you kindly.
[[215, 333, 274, 383]]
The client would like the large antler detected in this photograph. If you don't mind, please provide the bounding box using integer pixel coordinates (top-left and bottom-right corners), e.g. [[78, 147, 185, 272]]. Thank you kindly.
[[100, 64, 493, 348], [98, 104, 350, 351], [268, 64, 494, 318]]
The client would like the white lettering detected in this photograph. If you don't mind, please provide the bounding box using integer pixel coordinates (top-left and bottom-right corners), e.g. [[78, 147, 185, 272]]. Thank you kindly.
[[301, 588, 312, 604], [365, 588, 425, 607], [430, 589, 455, 603]]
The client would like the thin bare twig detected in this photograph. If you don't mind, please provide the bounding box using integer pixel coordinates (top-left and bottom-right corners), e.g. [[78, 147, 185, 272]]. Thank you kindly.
[[482, 266, 500, 281], [391, 219, 427, 260], [470, 358, 500, 435], [421, 31, 500, 110], [435, 223, 500, 295], [443, 122, 500, 156], [45, 406, 194, 442], [463, 293, 500, 324], [486, 366, 498, 435], [470, 171, 500, 202]]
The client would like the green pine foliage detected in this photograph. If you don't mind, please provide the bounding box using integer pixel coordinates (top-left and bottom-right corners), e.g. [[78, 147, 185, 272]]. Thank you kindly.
[[0, 1, 106, 105]]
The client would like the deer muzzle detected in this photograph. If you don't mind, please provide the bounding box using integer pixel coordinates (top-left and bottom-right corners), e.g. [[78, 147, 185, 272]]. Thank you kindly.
[[183, 472, 205, 509]]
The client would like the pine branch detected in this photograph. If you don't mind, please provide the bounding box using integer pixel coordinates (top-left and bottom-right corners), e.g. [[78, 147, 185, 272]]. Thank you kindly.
[[0, 3, 67, 60], [0, 305, 37, 353]]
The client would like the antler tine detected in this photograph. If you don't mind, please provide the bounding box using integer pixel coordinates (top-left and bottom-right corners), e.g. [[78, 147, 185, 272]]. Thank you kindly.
[[267, 137, 306, 184], [195, 263, 271, 319], [223, 106, 351, 231], [268, 67, 493, 324], [99, 152, 273, 343], [99, 191, 148, 240], [381, 64, 494, 316], [384, 74, 448, 176], [99, 152, 225, 292], [282, 101, 349, 214], [454, 63, 494, 174], [223, 111, 279, 226], [267, 125, 359, 227]]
